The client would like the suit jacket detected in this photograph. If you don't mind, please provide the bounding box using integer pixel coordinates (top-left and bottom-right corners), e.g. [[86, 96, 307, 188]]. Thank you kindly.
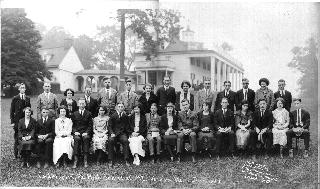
[[138, 92, 159, 114], [252, 109, 273, 130], [289, 109, 310, 129], [84, 95, 98, 118], [254, 88, 275, 111], [60, 99, 78, 116], [10, 94, 31, 124], [274, 90, 292, 111], [18, 117, 37, 140], [159, 114, 180, 135], [213, 109, 235, 131], [36, 117, 54, 138], [97, 87, 117, 110], [236, 88, 255, 112], [128, 114, 148, 137], [118, 90, 139, 114], [195, 88, 217, 112], [71, 109, 93, 135], [175, 91, 194, 111], [177, 110, 199, 131], [108, 111, 130, 136], [214, 90, 237, 112], [156, 86, 176, 107], [36, 92, 59, 119]]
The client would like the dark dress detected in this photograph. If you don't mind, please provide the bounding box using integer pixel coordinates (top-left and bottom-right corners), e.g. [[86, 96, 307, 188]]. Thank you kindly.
[[60, 98, 78, 117], [159, 114, 180, 146], [138, 92, 158, 114], [197, 111, 215, 150], [18, 117, 36, 151]]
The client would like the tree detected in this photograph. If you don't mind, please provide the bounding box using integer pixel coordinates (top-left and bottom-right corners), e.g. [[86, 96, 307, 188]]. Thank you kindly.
[[221, 42, 233, 51], [40, 26, 73, 48], [73, 35, 98, 69], [1, 8, 51, 92], [288, 36, 318, 114]]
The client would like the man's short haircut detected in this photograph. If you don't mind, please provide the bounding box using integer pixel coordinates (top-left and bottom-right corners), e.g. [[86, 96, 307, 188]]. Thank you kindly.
[[224, 81, 231, 85], [242, 78, 249, 83], [258, 98, 267, 104], [19, 83, 26, 87], [221, 97, 229, 102], [103, 77, 110, 82], [278, 79, 286, 83], [143, 83, 153, 90], [181, 99, 190, 104], [125, 78, 132, 83], [85, 85, 92, 89], [78, 97, 86, 102], [293, 98, 302, 102], [151, 103, 158, 108], [241, 100, 249, 106], [181, 80, 191, 89], [117, 101, 124, 106], [163, 76, 171, 80], [202, 101, 212, 110], [43, 82, 51, 86], [41, 107, 49, 111], [23, 107, 33, 115]]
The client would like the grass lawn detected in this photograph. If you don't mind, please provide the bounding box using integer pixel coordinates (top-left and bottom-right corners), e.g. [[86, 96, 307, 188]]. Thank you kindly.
[[1, 94, 318, 188]]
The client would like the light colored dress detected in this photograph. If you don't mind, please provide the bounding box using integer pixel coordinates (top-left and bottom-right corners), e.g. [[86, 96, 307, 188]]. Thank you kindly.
[[53, 117, 73, 164], [272, 108, 289, 146], [235, 111, 252, 148], [128, 115, 145, 157], [92, 116, 109, 153]]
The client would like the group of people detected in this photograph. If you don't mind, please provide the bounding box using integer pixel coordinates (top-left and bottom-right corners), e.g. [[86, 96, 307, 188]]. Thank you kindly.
[[10, 76, 311, 168]]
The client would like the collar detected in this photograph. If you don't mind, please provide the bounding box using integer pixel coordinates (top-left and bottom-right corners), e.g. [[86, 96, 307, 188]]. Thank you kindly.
[[43, 116, 48, 120], [85, 95, 90, 99], [116, 111, 122, 116]]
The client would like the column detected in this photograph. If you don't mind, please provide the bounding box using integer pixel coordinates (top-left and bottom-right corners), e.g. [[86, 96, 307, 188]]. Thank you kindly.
[[216, 60, 221, 91], [231, 67, 235, 91], [210, 56, 216, 90], [145, 70, 149, 84], [227, 65, 231, 82], [235, 70, 238, 91], [94, 76, 99, 92], [238, 71, 242, 90], [222, 62, 227, 90], [82, 76, 87, 92]]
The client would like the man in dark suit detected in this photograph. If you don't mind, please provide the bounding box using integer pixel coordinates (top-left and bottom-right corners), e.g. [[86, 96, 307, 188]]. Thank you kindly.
[[287, 98, 310, 158], [10, 83, 31, 158], [71, 98, 93, 168], [84, 86, 98, 117], [107, 101, 130, 167], [236, 78, 255, 112], [273, 79, 292, 112], [156, 76, 176, 115], [214, 97, 235, 158], [175, 80, 194, 112], [250, 99, 273, 160], [35, 108, 54, 168], [214, 81, 236, 113]]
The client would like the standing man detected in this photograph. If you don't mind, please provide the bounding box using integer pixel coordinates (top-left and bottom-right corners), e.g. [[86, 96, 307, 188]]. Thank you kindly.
[[156, 76, 176, 115], [71, 98, 93, 168], [118, 79, 139, 115], [214, 81, 236, 113], [274, 79, 292, 112], [254, 78, 275, 111], [175, 80, 195, 112], [10, 83, 31, 158], [287, 98, 310, 158], [195, 79, 217, 112], [97, 77, 118, 115], [177, 99, 199, 163], [236, 78, 255, 112], [84, 85, 98, 118], [37, 82, 59, 120], [250, 99, 273, 160]]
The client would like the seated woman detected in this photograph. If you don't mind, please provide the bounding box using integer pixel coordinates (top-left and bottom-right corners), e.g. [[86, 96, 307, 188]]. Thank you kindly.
[[18, 107, 36, 167], [60, 88, 78, 117], [272, 97, 289, 158], [235, 100, 253, 155], [92, 106, 109, 165], [128, 104, 147, 165], [53, 106, 74, 167], [197, 102, 215, 157], [159, 102, 180, 161], [146, 103, 162, 163]]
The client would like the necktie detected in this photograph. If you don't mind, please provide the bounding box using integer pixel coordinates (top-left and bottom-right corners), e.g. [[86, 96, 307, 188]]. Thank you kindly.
[[282, 90, 284, 96], [244, 90, 247, 100], [21, 94, 24, 100], [297, 109, 300, 125], [261, 110, 264, 117], [223, 109, 226, 116], [81, 110, 83, 116], [87, 96, 90, 103], [128, 91, 130, 99], [43, 118, 46, 123], [106, 90, 110, 99]]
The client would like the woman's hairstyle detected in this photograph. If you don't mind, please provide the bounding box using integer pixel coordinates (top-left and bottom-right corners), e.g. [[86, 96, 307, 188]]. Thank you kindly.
[[143, 83, 153, 90], [64, 88, 75, 96], [57, 105, 69, 116], [181, 80, 191, 89], [259, 78, 270, 86], [23, 107, 33, 115], [241, 100, 249, 106], [275, 97, 285, 106], [202, 101, 212, 110], [96, 105, 109, 115], [150, 103, 158, 108]]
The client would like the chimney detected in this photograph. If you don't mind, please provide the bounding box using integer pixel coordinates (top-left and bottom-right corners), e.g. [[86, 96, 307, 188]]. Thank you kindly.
[[63, 38, 73, 50]]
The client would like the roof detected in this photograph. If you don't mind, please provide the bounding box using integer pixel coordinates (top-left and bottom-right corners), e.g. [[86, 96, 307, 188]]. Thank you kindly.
[[75, 69, 135, 76], [38, 46, 70, 68]]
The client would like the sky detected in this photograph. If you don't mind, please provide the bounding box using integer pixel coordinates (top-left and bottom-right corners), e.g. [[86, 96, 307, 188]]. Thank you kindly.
[[2, 0, 319, 96]]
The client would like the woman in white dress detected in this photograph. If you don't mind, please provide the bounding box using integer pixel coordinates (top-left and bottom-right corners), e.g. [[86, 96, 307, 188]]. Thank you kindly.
[[92, 106, 109, 165], [53, 106, 74, 167], [128, 105, 147, 165], [272, 98, 289, 158]]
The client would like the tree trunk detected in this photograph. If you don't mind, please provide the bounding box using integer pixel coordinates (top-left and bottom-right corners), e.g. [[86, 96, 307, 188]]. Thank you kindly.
[[119, 11, 126, 93]]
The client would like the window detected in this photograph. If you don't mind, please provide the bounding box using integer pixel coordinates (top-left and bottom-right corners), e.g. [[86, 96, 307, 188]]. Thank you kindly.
[[190, 57, 195, 65], [203, 62, 206, 69], [207, 63, 211, 71], [196, 59, 200, 67]]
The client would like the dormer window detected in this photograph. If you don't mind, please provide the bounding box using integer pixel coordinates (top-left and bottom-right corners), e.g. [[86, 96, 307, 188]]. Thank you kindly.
[[42, 53, 52, 63]]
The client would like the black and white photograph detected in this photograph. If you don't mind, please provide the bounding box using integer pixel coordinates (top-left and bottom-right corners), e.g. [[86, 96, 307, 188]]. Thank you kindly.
[[1, 0, 319, 188]]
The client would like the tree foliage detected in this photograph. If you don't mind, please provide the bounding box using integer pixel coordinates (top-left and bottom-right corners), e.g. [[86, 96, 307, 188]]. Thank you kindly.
[[1, 8, 51, 88]]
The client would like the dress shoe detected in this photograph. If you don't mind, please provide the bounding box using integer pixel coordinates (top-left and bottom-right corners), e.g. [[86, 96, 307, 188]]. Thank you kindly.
[[108, 161, 113, 168], [289, 149, 294, 158], [20, 162, 25, 167], [84, 155, 88, 168], [252, 155, 257, 161], [216, 155, 220, 161], [43, 162, 49, 169], [125, 160, 130, 167], [36, 161, 41, 168], [192, 155, 196, 163], [26, 162, 30, 168], [177, 156, 181, 163], [72, 156, 78, 169], [303, 150, 309, 158], [264, 154, 269, 160], [170, 157, 174, 162]]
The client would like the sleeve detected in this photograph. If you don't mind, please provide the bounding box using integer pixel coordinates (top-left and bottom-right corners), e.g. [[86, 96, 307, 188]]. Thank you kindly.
[[55, 120, 62, 137], [304, 111, 310, 129], [54, 95, 59, 111], [269, 91, 275, 110], [65, 119, 73, 136], [214, 94, 220, 113], [213, 112, 220, 130], [267, 112, 274, 129], [234, 114, 241, 127], [18, 120, 23, 139], [288, 92, 292, 110], [26, 98, 31, 108], [177, 114, 183, 130], [192, 114, 199, 132], [229, 114, 235, 131], [194, 91, 200, 111], [71, 115, 77, 134], [34, 121, 40, 138], [107, 116, 114, 135], [175, 92, 180, 111], [60, 99, 64, 106], [140, 117, 148, 137], [85, 113, 93, 134], [172, 88, 176, 104], [254, 91, 259, 110], [47, 120, 54, 138], [97, 92, 102, 106], [159, 116, 166, 135], [211, 92, 218, 113], [10, 98, 15, 124], [36, 96, 42, 120], [30, 120, 36, 139]]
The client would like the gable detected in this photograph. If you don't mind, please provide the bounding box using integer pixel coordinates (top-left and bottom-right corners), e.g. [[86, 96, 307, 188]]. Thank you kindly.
[[59, 47, 84, 73]]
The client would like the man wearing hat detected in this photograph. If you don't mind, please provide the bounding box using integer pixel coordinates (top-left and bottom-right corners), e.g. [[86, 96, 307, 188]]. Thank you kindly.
[[118, 78, 139, 115], [254, 78, 275, 111], [286, 98, 310, 158], [97, 77, 118, 115], [236, 78, 255, 112], [273, 79, 292, 112], [156, 76, 176, 115]]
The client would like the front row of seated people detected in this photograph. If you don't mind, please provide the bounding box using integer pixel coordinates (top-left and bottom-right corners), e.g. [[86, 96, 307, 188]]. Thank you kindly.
[[17, 97, 310, 168]]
